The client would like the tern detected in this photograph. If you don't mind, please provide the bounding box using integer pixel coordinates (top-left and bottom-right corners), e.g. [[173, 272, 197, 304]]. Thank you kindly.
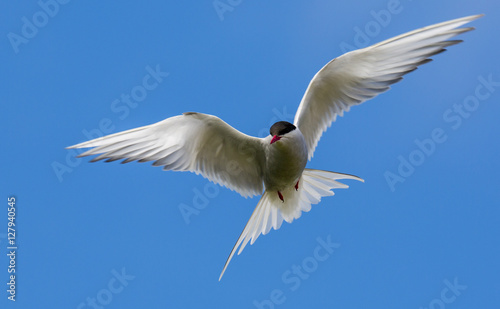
[[68, 14, 482, 280]]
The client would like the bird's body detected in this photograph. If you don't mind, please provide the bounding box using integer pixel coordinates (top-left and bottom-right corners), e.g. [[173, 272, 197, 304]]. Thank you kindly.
[[67, 14, 482, 280], [264, 127, 308, 193]]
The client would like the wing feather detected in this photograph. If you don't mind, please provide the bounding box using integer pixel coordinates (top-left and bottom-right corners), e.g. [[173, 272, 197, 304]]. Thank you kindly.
[[68, 112, 266, 197], [294, 15, 483, 159]]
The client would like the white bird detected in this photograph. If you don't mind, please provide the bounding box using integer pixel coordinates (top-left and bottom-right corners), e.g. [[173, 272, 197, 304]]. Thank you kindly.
[[67, 14, 482, 280]]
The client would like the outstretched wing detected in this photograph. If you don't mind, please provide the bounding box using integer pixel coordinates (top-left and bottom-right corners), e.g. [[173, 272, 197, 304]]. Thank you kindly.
[[68, 112, 266, 197], [294, 14, 483, 159]]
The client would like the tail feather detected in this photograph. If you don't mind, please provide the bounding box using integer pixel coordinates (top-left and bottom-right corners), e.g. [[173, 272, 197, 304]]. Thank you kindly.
[[218, 168, 363, 280]]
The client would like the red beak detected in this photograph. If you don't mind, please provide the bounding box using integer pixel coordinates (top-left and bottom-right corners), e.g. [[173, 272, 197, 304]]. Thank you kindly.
[[270, 135, 281, 144]]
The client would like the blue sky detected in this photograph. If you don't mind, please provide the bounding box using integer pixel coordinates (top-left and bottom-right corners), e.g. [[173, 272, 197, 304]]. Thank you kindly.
[[1, 0, 499, 308]]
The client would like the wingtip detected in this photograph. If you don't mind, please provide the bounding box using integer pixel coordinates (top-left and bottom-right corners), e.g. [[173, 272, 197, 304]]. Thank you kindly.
[[456, 14, 484, 26], [347, 175, 364, 183], [457, 14, 484, 22], [66, 141, 93, 150]]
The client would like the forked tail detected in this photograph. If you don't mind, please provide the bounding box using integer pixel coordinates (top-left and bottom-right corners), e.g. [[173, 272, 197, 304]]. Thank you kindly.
[[219, 168, 363, 280]]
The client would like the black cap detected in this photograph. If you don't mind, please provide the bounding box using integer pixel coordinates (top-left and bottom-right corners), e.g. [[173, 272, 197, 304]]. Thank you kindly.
[[270, 121, 296, 136]]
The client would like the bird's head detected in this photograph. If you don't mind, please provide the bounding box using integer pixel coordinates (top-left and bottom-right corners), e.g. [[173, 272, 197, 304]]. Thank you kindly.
[[269, 121, 296, 144]]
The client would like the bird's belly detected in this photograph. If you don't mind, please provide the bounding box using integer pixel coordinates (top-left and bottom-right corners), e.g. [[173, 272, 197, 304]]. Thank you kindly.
[[264, 144, 307, 191]]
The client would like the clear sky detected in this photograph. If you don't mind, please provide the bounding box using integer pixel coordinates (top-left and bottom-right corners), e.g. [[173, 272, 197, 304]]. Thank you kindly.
[[1, 1, 499, 308]]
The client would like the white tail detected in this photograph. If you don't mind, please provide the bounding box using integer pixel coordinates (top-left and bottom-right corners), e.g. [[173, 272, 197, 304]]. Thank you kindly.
[[219, 168, 363, 280]]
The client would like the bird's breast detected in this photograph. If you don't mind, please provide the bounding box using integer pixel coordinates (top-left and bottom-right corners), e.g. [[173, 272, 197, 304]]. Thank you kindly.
[[264, 130, 308, 191]]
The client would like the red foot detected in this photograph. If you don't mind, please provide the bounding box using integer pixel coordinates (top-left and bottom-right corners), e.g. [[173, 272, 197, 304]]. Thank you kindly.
[[277, 191, 284, 202], [295, 180, 299, 191]]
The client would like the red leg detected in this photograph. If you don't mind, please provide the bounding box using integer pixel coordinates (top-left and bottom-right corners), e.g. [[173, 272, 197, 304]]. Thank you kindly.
[[295, 180, 299, 191], [277, 191, 284, 202]]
